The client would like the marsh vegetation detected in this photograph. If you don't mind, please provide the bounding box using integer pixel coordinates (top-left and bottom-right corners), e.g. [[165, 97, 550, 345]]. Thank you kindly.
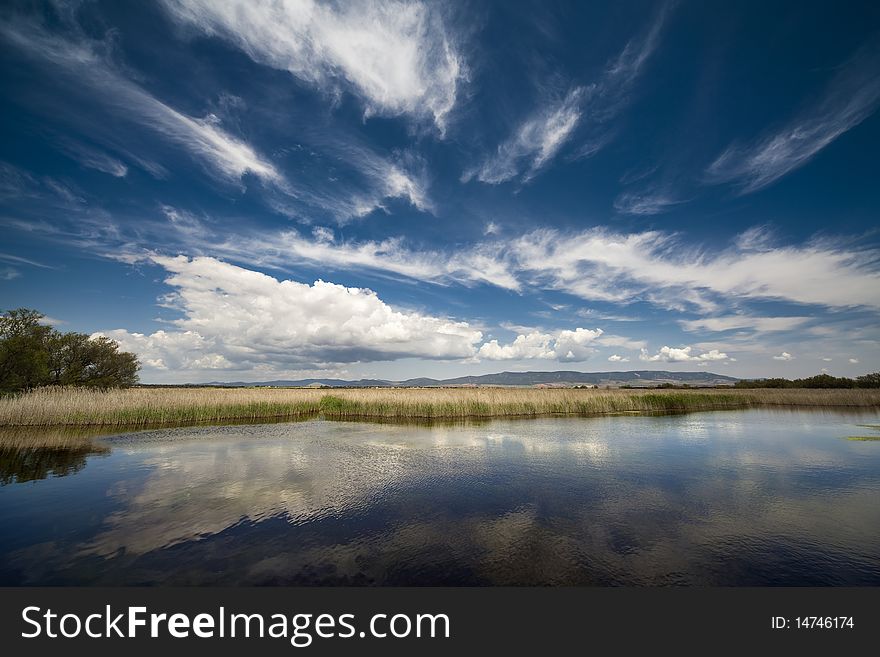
[[1, 385, 879, 430]]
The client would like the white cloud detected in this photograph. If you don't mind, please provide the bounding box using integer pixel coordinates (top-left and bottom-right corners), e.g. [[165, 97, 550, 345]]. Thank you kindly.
[[601, 3, 672, 106], [613, 189, 683, 216], [0, 252, 53, 269], [464, 2, 674, 185], [477, 327, 604, 362], [571, 2, 674, 154], [822, 357, 832, 362], [509, 227, 880, 310], [57, 140, 128, 177], [772, 352, 794, 361], [639, 346, 729, 363], [216, 229, 521, 291], [706, 41, 880, 193], [97, 256, 650, 376], [477, 331, 555, 361], [679, 315, 810, 333], [608, 354, 629, 363], [340, 147, 433, 218], [1, 19, 433, 221], [1, 22, 282, 185], [87, 215, 880, 316], [98, 256, 484, 374], [595, 333, 648, 350], [849, 358, 859, 364], [160, 0, 463, 132], [463, 87, 585, 184]]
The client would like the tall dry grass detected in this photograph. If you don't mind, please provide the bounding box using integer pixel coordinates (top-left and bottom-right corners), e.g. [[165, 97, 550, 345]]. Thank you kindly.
[[0, 386, 323, 427], [0, 386, 878, 428]]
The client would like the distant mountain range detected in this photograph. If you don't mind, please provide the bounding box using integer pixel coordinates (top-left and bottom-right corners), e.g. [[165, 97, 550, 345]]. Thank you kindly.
[[202, 370, 738, 388]]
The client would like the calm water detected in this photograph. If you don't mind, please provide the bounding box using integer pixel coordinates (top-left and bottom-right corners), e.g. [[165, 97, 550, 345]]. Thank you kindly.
[[1, 410, 879, 586]]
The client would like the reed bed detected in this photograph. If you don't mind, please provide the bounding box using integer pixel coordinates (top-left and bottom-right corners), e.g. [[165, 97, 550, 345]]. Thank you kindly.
[[0, 386, 323, 427], [0, 386, 878, 428]]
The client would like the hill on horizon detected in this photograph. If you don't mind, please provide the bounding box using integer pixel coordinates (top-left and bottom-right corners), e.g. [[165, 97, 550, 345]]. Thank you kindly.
[[193, 370, 739, 388]]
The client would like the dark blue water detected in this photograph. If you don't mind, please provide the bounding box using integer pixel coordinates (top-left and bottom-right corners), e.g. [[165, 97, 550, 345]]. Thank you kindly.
[[1, 410, 879, 585]]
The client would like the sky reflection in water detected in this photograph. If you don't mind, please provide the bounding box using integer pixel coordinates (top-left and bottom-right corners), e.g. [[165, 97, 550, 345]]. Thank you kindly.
[[1, 410, 879, 585]]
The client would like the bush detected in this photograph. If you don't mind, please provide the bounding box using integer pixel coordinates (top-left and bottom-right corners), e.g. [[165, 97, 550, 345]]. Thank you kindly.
[[735, 372, 879, 389]]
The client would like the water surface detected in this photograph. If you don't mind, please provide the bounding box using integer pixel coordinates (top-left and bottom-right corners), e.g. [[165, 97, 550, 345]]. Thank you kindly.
[[1, 409, 879, 585]]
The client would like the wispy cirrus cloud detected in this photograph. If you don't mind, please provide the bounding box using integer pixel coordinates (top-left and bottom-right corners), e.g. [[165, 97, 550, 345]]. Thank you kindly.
[[181, 220, 880, 313], [159, 0, 464, 133], [464, 2, 675, 185], [462, 86, 586, 184], [0, 20, 282, 185], [6, 174, 880, 318], [679, 315, 810, 334], [2, 12, 434, 223], [54, 139, 128, 178], [264, 141, 433, 223], [0, 252, 54, 270], [706, 41, 880, 193], [215, 228, 520, 291], [509, 227, 880, 311], [613, 187, 685, 215], [589, 0, 674, 123]]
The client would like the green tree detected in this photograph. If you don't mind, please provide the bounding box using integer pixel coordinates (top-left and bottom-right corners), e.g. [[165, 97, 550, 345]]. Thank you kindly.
[[0, 308, 52, 391], [77, 335, 140, 387], [0, 308, 140, 391]]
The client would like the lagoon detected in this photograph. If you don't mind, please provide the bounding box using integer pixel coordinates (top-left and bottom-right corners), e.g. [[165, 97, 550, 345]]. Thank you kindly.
[[1, 409, 879, 585]]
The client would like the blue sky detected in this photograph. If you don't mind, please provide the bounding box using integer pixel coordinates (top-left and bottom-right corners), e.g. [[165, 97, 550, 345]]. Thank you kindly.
[[1, 0, 879, 383]]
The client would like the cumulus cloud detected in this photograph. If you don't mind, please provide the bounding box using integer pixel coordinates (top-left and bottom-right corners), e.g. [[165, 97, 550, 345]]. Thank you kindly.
[[96, 256, 646, 377], [463, 87, 585, 184], [98, 256, 484, 375], [772, 352, 794, 361], [477, 327, 603, 361], [849, 358, 859, 364], [160, 0, 463, 132], [608, 354, 629, 363], [706, 40, 880, 193], [639, 346, 729, 363]]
